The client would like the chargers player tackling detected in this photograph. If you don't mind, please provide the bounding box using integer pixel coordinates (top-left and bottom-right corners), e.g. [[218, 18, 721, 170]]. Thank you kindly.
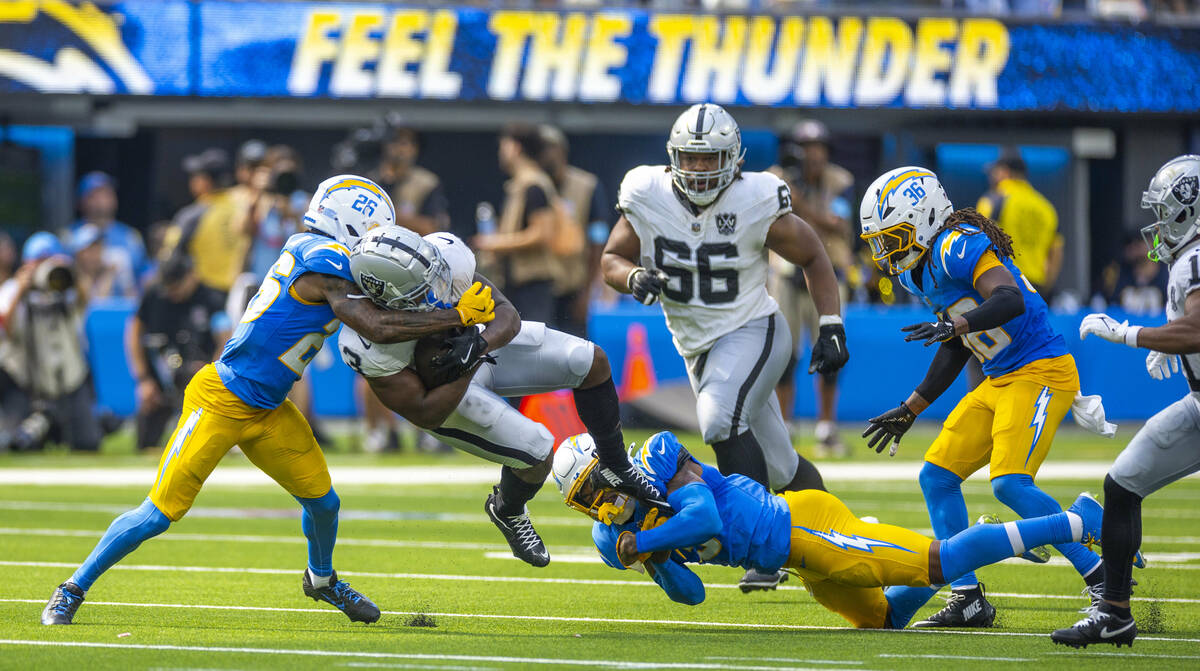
[[601, 103, 849, 591], [857, 167, 1119, 627], [338, 226, 664, 567], [1052, 155, 1200, 648], [41, 175, 495, 626], [554, 431, 1104, 629]]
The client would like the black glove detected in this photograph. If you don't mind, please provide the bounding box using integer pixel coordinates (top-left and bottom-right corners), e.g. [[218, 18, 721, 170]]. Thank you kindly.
[[863, 402, 917, 456], [809, 321, 850, 374], [592, 459, 671, 510], [628, 267, 669, 306], [427, 329, 495, 387], [901, 316, 957, 347]]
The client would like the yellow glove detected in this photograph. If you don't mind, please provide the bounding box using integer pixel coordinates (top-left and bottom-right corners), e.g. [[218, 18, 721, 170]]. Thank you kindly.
[[639, 507, 668, 531], [616, 530, 651, 568], [455, 281, 495, 326]]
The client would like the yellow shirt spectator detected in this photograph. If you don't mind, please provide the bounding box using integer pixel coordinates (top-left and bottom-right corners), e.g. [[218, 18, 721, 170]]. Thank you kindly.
[[976, 177, 1061, 288]]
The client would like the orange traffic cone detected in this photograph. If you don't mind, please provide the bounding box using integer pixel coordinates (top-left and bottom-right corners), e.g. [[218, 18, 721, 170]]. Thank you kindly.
[[619, 322, 658, 402]]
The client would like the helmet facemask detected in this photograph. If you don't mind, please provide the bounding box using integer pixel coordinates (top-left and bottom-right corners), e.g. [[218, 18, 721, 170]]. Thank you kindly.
[[389, 254, 453, 311], [862, 223, 925, 276], [669, 145, 744, 207], [1140, 170, 1200, 264], [562, 460, 634, 526]]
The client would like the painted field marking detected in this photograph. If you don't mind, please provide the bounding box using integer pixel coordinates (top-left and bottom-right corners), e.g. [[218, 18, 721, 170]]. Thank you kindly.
[[2, 601, 1200, 645], [704, 657, 863, 665], [0, 639, 868, 671], [344, 663, 501, 671], [6, 561, 1200, 604], [1047, 651, 1200, 660], [877, 654, 1033, 662]]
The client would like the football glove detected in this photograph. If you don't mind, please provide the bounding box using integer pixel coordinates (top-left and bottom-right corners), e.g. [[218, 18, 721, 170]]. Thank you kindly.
[[809, 316, 849, 374], [426, 329, 496, 387], [863, 402, 917, 457], [1079, 313, 1141, 347], [901, 316, 957, 346], [1146, 350, 1179, 380], [627, 267, 669, 306], [455, 282, 496, 326]]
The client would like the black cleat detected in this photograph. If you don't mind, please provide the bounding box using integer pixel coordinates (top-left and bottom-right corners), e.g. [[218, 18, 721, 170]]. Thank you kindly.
[[485, 487, 550, 567], [41, 582, 85, 625], [1081, 578, 1137, 615], [302, 570, 380, 623], [593, 460, 669, 509], [1051, 608, 1137, 648], [911, 583, 996, 628], [739, 568, 788, 593]]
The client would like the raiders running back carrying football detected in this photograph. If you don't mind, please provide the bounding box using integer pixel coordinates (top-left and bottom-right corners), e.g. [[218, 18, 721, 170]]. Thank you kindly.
[[339, 226, 662, 568], [601, 103, 850, 592]]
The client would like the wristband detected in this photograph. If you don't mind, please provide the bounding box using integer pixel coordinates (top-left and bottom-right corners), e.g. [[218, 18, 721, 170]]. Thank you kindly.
[[818, 314, 843, 327], [1126, 325, 1142, 348], [625, 266, 644, 292]]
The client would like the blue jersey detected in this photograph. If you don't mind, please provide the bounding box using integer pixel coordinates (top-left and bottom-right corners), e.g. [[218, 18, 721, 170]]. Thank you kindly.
[[216, 233, 352, 409], [897, 225, 1066, 377], [592, 432, 791, 575]]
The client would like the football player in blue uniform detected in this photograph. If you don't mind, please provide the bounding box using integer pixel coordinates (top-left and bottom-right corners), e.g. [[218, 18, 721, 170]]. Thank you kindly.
[[553, 431, 1103, 629], [41, 175, 497, 626], [857, 167, 1117, 627]]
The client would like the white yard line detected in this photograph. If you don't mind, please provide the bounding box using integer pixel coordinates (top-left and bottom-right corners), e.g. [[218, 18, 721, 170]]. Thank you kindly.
[[877, 654, 1033, 662], [6, 561, 1200, 604]]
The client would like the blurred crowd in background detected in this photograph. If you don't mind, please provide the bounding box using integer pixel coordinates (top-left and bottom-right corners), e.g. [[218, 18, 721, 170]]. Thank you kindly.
[[0, 112, 1172, 456]]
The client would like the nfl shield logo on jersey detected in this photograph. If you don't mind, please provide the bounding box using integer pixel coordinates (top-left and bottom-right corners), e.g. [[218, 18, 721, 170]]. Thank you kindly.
[[360, 272, 386, 300], [716, 213, 737, 235]]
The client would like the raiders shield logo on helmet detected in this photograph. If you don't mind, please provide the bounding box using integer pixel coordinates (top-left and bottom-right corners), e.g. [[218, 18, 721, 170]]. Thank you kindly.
[[359, 272, 386, 299], [1173, 175, 1198, 206], [716, 213, 737, 235]]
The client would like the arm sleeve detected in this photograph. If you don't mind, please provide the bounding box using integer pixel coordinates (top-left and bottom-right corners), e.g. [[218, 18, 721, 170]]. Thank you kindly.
[[914, 338, 973, 404], [635, 482, 723, 554], [961, 284, 1024, 333], [648, 558, 706, 605]]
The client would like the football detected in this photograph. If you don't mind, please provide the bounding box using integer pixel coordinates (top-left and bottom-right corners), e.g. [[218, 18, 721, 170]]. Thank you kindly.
[[411, 326, 465, 388]]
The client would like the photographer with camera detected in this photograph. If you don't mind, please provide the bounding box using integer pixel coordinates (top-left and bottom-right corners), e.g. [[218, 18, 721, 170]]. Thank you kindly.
[[0, 232, 103, 452], [128, 255, 231, 452]]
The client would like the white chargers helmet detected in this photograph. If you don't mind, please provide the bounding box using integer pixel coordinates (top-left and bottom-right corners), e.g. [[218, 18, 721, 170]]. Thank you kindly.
[[350, 225, 452, 311], [552, 433, 634, 525], [859, 167, 954, 276], [1141, 154, 1200, 263], [667, 103, 746, 206], [303, 174, 396, 249]]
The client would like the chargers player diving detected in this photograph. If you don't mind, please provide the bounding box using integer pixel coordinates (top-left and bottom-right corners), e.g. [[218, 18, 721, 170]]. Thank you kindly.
[[337, 225, 665, 567], [857, 167, 1121, 627], [601, 103, 849, 592], [554, 431, 1104, 629], [1051, 155, 1200, 648], [41, 175, 497, 626]]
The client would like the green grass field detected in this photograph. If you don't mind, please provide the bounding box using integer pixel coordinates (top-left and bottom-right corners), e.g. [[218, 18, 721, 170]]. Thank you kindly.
[[1, 424, 1198, 670]]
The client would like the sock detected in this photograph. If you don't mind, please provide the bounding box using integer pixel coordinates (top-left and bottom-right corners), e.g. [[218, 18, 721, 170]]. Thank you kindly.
[[70, 498, 171, 592], [573, 377, 626, 466], [1083, 562, 1104, 588], [774, 455, 826, 493], [992, 473, 1102, 578], [295, 489, 340, 578], [1100, 601, 1133, 620], [307, 567, 333, 588], [497, 466, 544, 517], [1101, 474, 1143, 603], [884, 585, 939, 628], [918, 462, 975, 589], [711, 430, 769, 488], [938, 511, 1074, 583]]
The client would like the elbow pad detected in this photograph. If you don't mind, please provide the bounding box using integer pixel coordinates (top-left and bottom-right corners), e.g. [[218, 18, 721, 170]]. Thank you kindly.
[[963, 285, 1024, 333]]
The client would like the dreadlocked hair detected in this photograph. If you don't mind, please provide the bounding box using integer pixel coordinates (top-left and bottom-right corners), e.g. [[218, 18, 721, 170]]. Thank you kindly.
[[936, 207, 1014, 260]]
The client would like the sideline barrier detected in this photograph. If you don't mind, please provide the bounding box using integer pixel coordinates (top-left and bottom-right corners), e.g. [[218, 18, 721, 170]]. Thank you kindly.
[[85, 299, 1169, 421]]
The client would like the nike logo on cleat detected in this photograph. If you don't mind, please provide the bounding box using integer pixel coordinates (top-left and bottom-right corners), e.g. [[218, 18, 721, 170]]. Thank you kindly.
[[1100, 621, 1135, 638], [962, 600, 982, 620]]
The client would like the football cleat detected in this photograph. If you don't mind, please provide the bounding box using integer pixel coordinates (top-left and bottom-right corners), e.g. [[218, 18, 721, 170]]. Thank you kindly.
[[302, 570, 381, 623], [41, 582, 85, 625], [1068, 492, 1103, 548], [976, 514, 1051, 563], [485, 487, 550, 567], [911, 583, 996, 628], [1051, 608, 1137, 648], [739, 569, 789, 593], [1080, 578, 1138, 615], [593, 460, 670, 510]]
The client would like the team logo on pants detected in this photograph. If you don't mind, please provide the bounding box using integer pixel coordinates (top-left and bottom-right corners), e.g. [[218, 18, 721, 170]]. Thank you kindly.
[[797, 526, 914, 553]]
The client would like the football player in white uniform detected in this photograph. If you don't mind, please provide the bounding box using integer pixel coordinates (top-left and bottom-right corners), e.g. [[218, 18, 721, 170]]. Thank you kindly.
[[1053, 155, 1200, 648], [601, 103, 849, 591], [337, 226, 665, 567]]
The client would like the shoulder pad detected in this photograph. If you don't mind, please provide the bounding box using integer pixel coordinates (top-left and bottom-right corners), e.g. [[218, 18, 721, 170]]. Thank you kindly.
[[617, 165, 669, 214], [935, 227, 990, 282], [337, 327, 414, 378], [300, 240, 353, 281]]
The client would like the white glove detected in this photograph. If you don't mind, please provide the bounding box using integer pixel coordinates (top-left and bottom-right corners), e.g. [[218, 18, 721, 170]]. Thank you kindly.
[[1071, 393, 1118, 438], [1146, 350, 1179, 380], [1079, 313, 1141, 347]]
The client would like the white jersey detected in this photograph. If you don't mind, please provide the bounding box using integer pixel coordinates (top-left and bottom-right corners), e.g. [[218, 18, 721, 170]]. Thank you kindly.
[[618, 165, 789, 357], [1166, 241, 1200, 391], [339, 232, 476, 377]]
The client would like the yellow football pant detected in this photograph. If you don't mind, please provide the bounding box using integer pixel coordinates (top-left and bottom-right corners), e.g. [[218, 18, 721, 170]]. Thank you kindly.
[[782, 490, 934, 628], [149, 364, 331, 521], [925, 354, 1079, 480]]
